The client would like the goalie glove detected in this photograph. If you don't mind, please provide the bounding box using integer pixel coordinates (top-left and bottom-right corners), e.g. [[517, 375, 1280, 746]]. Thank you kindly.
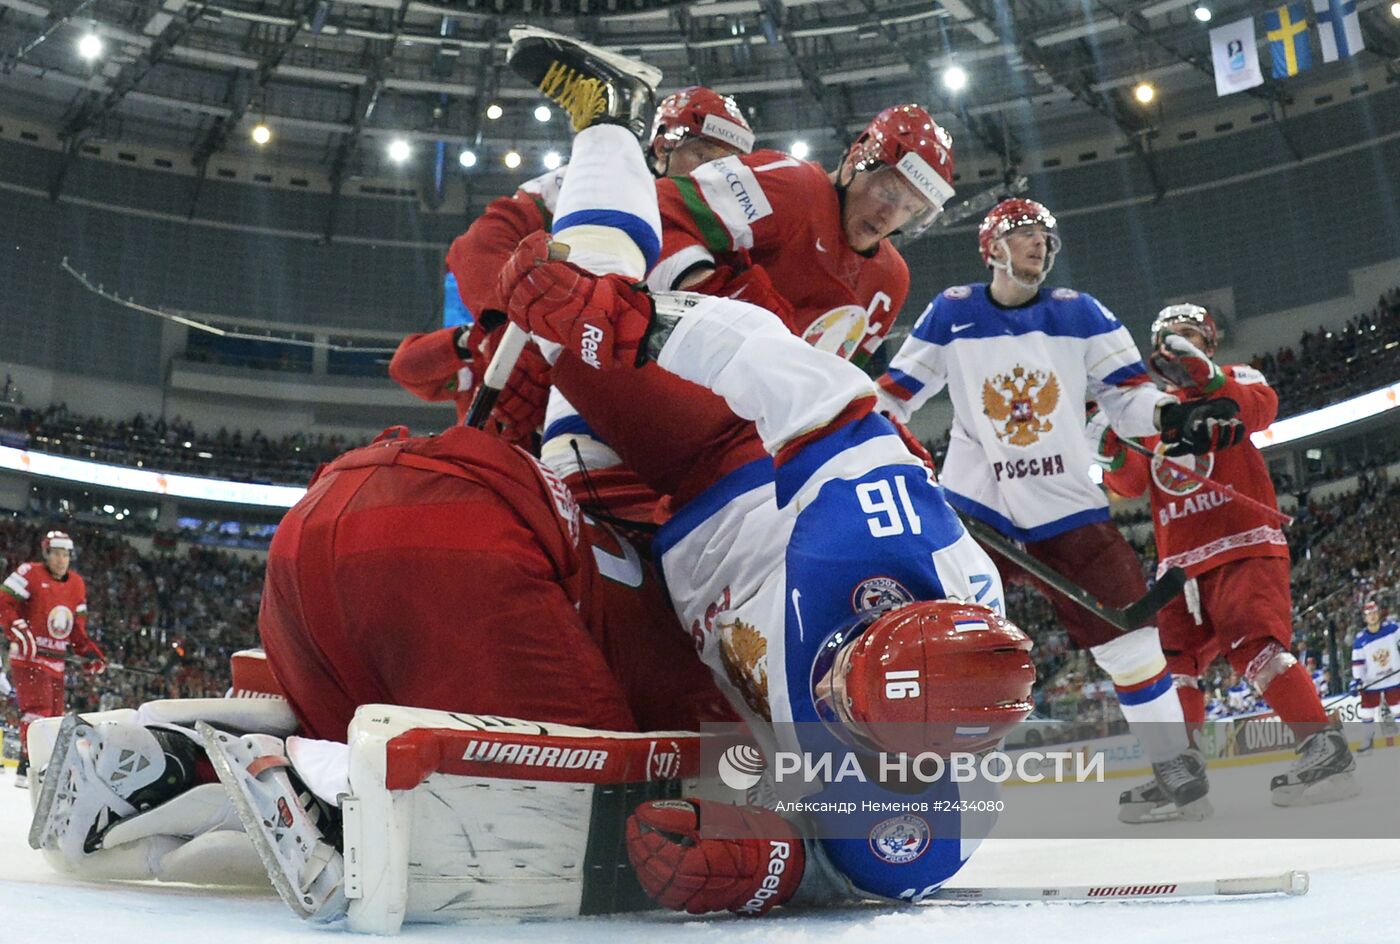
[[626, 798, 804, 916], [1150, 332, 1225, 395], [499, 231, 654, 370], [1156, 396, 1246, 457]]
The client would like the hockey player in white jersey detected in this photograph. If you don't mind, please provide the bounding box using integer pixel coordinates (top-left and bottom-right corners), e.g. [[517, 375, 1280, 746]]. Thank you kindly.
[[1353, 600, 1400, 754], [876, 198, 1249, 820]]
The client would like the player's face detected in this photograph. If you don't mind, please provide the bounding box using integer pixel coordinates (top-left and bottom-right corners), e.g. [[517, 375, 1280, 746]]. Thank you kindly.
[[998, 225, 1054, 280], [44, 547, 70, 578], [666, 137, 740, 177], [842, 165, 931, 252], [1366, 607, 1381, 628]]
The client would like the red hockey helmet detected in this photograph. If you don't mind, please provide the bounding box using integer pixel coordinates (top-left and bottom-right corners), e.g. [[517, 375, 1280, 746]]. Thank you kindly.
[[844, 104, 956, 235], [812, 601, 1035, 756], [978, 198, 1061, 276], [41, 530, 74, 554], [648, 86, 754, 172], [1150, 303, 1219, 352]]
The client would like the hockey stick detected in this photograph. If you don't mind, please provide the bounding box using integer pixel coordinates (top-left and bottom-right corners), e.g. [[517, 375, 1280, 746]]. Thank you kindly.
[[1118, 438, 1294, 527], [61, 655, 163, 677], [933, 869, 1308, 903], [962, 517, 1187, 632]]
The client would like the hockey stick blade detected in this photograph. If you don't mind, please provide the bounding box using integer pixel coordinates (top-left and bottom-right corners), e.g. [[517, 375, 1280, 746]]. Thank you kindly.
[[933, 870, 1308, 902]]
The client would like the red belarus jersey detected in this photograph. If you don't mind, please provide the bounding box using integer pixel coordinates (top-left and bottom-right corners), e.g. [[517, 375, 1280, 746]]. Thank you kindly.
[[388, 327, 473, 424], [445, 168, 563, 318], [0, 562, 94, 667], [1105, 364, 1287, 578], [651, 150, 910, 366]]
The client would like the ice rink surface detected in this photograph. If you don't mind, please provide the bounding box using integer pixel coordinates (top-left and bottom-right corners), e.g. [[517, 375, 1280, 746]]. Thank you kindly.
[[2, 750, 1396, 944]]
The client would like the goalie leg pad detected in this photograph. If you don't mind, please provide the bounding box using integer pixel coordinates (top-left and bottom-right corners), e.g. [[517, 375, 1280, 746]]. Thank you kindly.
[[199, 723, 348, 924]]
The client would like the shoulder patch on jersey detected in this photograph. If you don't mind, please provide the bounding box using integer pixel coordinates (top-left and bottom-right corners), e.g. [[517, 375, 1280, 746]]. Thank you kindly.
[[851, 576, 915, 613], [868, 814, 931, 865], [1229, 365, 1267, 386], [17, 563, 32, 575], [943, 285, 972, 300], [1051, 288, 1080, 301]]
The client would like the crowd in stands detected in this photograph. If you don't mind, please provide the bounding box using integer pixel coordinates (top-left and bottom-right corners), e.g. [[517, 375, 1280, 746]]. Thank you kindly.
[[0, 401, 356, 486]]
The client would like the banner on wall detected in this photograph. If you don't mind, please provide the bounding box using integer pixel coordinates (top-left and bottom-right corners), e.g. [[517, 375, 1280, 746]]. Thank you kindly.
[[1210, 17, 1265, 96]]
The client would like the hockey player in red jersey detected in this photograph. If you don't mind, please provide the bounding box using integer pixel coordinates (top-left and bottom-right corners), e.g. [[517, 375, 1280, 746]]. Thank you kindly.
[[391, 85, 756, 445], [1, 531, 105, 786], [1096, 303, 1359, 811], [259, 424, 733, 740]]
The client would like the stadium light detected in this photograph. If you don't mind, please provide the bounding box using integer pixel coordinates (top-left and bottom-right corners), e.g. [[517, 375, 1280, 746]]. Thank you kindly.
[[1193, 5, 1213, 23], [486, 103, 504, 120], [534, 105, 551, 123], [790, 140, 810, 160], [77, 32, 103, 61], [250, 123, 272, 146], [458, 148, 477, 168], [1133, 82, 1156, 104], [942, 65, 969, 92], [387, 138, 411, 163], [543, 150, 562, 170], [1391, 0, 1400, 17], [504, 149, 522, 169]]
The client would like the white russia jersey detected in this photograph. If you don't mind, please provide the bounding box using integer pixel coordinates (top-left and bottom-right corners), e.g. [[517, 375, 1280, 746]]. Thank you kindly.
[[1352, 621, 1400, 689], [517, 165, 567, 214], [879, 284, 1166, 541]]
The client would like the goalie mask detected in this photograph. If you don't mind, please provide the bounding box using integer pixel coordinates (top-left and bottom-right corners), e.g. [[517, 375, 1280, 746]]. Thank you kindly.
[[978, 198, 1061, 289], [811, 600, 1034, 756], [1151, 303, 1219, 354], [648, 86, 754, 176], [843, 104, 956, 237]]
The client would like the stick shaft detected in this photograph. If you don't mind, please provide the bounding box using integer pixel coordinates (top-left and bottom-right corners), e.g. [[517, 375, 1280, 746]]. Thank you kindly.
[[934, 870, 1307, 902], [1119, 438, 1293, 526], [463, 322, 529, 429]]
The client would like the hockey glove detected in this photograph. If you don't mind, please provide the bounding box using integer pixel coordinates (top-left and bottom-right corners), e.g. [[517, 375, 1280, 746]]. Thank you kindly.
[[1149, 333, 1225, 395], [686, 259, 798, 330], [78, 641, 108, 676], [6, 618, 35, 660], [465, 313, 551, 447], [626, 798, 804, 916], [499, 231, 654, 370], [1157, 396, 1246, 457], [1086, 404, 1125, 471]]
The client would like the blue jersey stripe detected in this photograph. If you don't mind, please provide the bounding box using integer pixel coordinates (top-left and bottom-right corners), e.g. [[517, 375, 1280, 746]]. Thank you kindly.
[[912, 285, 1124, 344], [542, 413, 598, 443], [1101, 362, 1149, 386], [884, 367, 925, 395], [1117, 672, 1174, 706], [553, 209, 661, 272], [653, 456, 774, 559], [946, 491, 1110, 543]]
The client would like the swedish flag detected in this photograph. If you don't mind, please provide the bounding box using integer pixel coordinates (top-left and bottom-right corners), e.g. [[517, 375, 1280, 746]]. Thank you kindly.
[[1264, 3, 1313, 77]]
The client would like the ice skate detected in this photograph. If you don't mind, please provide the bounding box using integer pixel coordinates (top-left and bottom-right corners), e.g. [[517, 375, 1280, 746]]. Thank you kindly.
[[506, 25, 659, 137], [14, 757, 27, 789], [1118, 749, 1212, 824], [1271, 727, 1361, 807], [28, 714, 194, 863], [198, 722, 347, 923]]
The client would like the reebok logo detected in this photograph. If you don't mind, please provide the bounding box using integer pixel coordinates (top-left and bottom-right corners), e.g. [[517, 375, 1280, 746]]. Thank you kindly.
[[579, 323, 604, 369], [461, 739, 609, 771], [738, 841, 791, 914]]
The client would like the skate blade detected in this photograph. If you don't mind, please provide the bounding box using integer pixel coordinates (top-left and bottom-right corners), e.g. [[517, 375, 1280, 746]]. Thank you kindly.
[[1118, 795, 1213, 825], [505, 25, 663, 88], [197, 721, 341, 921], [27, 714, 86, 850], [1272, 771, 1362, 808]]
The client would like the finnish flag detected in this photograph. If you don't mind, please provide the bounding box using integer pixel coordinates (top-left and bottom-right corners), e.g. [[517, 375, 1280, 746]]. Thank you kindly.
[[1312, 0, 1365, 62]]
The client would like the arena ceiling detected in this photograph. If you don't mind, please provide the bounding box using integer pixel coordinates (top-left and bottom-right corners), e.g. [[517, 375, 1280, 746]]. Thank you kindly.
[[1, 0, 1397, 214]]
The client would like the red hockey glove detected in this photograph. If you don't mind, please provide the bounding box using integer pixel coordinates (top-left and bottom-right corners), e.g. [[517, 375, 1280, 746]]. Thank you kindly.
[[1149, 333, 1225, 395], [6, 618, 35, 660], [78, 641, 108, 676], [626, 799, 804, 916], [883, 411, 937, 476], [1086, 404, 1125, 471], [1157, 396, 1246, 457], [687, 260, 797, 328], [499, 231, 653, 370], [465, 316, 551, 446]]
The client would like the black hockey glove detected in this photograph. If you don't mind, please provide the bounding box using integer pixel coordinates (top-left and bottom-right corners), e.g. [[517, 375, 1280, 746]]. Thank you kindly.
[[1156, 397, 1246, 457]]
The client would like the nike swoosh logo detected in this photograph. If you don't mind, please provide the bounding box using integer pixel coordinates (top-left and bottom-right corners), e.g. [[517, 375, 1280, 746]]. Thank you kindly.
[[951, 322, 974, 333], [815, 238, 827, 253]]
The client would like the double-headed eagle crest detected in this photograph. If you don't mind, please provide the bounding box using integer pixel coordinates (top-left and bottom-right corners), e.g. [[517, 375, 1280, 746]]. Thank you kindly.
[[717, 618, 770, 720], [982, 365, 1061, 447]]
